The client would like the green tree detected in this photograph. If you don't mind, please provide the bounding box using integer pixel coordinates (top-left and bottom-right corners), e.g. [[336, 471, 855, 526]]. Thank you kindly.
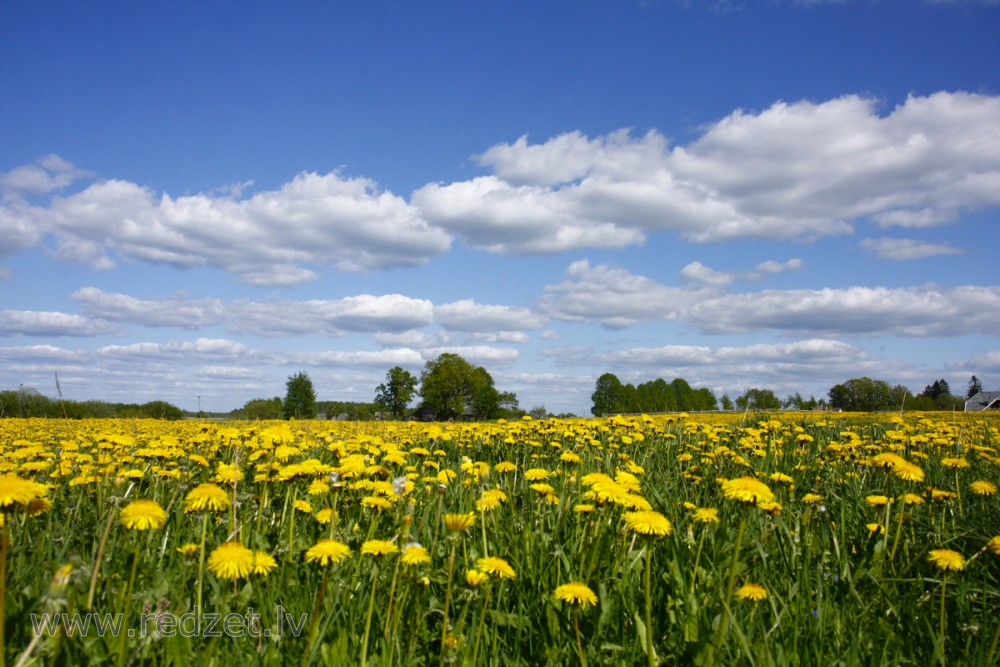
[[720, 394, 734, 411], [828, 377, 895, 411], [735, 388, 782, 411], [283, 371, 317, 420], [922, 379, 951, 400], [498, 391, 520, 417], [238, 397, 284, 420], [374, 366, 418, 419], [967, 375, 983, 399], [419, 353, 472, 420], [467, 366, 500, 420], [591, 373, 625, 416]]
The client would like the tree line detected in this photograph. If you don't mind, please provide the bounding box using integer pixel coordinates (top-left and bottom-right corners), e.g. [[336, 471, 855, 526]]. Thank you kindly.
[[0, 387, 184, 419], [234, 353, 534, 421], [2, 362, 988, 421], [588, 373, 984, 416]]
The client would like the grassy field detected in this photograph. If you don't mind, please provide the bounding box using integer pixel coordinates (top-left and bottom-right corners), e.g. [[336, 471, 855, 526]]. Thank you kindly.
[[1, 412, 998, 666]]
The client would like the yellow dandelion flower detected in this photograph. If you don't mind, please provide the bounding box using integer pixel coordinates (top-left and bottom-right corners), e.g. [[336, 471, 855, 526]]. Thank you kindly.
[[899, 493, 925, 505], [940, 458, 969, 469], [693, 507, 720, 524], [801, 493, 823, 504], [769, 472, 794, 484], [721, 477, 775, 505], [476, 556, 516, 579], [0, 473, 48, 510], [476, 494, 502, 512], [573, 503, 595, 513], [865, 495, 890, 507], [524, 468, 550, 481], [361, 495, 393, 510], [293, 499, 314, 513], [401, 543, 431, 566], [120, 500, 168, 531], [305, 539, 352, 566], [866, 522, 885, 535], [929, 489, 956, 502], [622, 510, 673, 537], [892, 462, 925, 482], [466, 569, 489, 587], [986, 536, 1000, 555], [26, 497, 52, 516], [530, 483, 555, 496], [554, 582, 598, 609], [314, 508, 334, 524], [252, 551, 277, 576], [361, 540, 398, 557], [969, 480, 997, 496], [307, 479, 330, 496], [928, 549, 965, 572], [214, 463, 243, 485], [444, 512, 476, 533], [207, 542, 255, 580], [735, 583, 768, 601], [494, 461, 518, 474], [176, 543, 200, 557]]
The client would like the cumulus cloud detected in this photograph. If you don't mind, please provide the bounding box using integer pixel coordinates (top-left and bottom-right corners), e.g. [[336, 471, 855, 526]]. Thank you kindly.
[[539, 261, 1000, 336], [0, 310, 117, 337], [434, 299, 547, 332], [72, 287, 227, 328], [688, 285, 1000, 336], [680, 261, 734, 286], [71, 287, 435, 336], [415, 91, 1000, 253], [0, 154, 90, 196], [859, 237, 964, 260], [537, 260, 720, 328], [2, 167, 451, 285]]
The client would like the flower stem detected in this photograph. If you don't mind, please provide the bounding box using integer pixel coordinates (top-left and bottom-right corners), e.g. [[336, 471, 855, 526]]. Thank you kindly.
[[644, 546, 655, 667], [1, 522, 8, 667], [116, 542, 141, 667], [86, 509, 117, 611], [195, 512, 209, 620], [691, 528, 707, 594], [360, 565, 379, 667], [573, 608, 587, 667], [472, 583, 492, 665], [301, 567, 328, 667], [711, 512, 747, 662], [441, 542, 457, 660]]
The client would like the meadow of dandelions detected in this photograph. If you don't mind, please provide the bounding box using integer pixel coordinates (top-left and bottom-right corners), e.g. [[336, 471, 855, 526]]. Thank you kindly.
[[0, 412, 998, 665]]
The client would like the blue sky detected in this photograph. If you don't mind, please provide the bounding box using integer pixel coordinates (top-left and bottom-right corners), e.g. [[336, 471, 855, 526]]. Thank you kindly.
[[2, 0, 999, 415]]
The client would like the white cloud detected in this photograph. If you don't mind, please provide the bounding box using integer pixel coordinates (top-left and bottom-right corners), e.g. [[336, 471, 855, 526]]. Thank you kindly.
[[538, 261, 1000, 336], [2, 169, 451, 285], [859, 237, 964, 260], [228, 294, 435, 336], [71, 287, 435, 336], [680, 260, 734, 286], [0, 310, 117, 337], [537, 260, 719, 328], [72, 287, 227, 328], [688, 285, 1000, 336], [422, 345, 520, 366], [434, 299, 547, 332], [752, 258, 803, 275], [0, 154, 90, 196], [414, 91, 1000, 254]]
